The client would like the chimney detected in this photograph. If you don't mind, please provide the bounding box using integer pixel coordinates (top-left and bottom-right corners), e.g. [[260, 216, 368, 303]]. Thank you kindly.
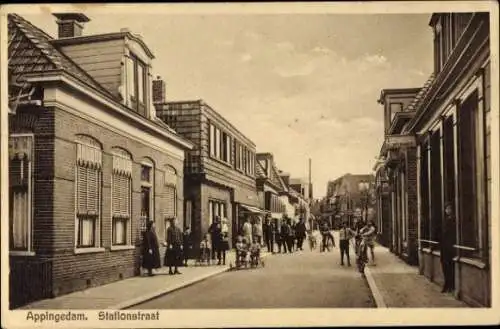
[[152, 76, 166, 104], [53, 13, 90, 38]]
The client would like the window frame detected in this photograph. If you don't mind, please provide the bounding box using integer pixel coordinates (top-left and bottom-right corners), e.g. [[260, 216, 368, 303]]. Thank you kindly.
[[74, 136, 104, 254], [110, 148, 133, 249], [140, 159, 155, 233], [128, 53, 148, 116], [9, 133, 35, 256]]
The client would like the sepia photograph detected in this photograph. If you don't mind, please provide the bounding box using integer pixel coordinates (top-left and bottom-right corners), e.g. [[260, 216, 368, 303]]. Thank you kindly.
[[1, 1, 499, 328]]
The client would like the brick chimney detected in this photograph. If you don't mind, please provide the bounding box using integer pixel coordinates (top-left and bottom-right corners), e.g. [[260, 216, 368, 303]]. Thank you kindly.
[[152, 76, 166, 104], [53, 13, 90, 38]]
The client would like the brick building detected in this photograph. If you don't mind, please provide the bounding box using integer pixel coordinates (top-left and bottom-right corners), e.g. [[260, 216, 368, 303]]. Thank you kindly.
[[155, 97, 260, 251], [255, 153, 287, 223], [7, 14, 193, 308], [374, 12, 492, 306], [325, 174, 375, 228], [375, 85, 432, 265]]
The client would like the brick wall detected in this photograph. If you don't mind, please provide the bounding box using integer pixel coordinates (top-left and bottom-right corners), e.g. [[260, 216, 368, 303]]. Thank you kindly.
[[45, 108, 184, 297]]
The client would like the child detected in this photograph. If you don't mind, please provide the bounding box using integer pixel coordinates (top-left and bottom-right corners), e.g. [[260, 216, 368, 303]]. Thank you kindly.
[[235, 235, 248, 265], [250, 239, 261, 265], [199, 233, 211, 264], [307, 229, 317, 250]]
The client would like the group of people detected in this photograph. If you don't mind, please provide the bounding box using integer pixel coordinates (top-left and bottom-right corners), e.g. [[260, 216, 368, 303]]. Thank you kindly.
[[262, 216, 308, 254], [141, 218, 187, 276], [334, 219, 377, 267]]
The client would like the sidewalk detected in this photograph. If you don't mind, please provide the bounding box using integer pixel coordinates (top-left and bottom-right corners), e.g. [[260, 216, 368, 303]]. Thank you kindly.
[[21, 251, 269, 310], [364, 245, 468, 308]]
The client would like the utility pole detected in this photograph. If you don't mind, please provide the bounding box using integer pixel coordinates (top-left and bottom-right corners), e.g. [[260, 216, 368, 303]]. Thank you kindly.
[[308, 158, 312, 230]]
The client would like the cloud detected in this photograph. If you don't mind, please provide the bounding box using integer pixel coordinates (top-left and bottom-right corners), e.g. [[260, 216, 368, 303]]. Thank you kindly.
[[311, 46, 333, 55], [362, 54, 388, 65]]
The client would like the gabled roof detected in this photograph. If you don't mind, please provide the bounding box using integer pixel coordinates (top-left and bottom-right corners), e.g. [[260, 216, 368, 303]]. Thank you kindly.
[[255, 160, 267, 179], [255, 155, 288, 193], [8, 13, 113, 98]]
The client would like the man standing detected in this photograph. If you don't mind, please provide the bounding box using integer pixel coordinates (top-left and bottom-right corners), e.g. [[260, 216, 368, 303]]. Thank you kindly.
[[280, 217, 291, 253], [339, 221, 355, 266], [165, 218, 183, 275], [441, 202, 456, 293], [295, 218, 307, 251], [208, 216, 222, 261], [263, 216, 275, 253]]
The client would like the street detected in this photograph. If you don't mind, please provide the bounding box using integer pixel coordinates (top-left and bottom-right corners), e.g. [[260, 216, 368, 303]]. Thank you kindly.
[[131, 233, 375, 309]]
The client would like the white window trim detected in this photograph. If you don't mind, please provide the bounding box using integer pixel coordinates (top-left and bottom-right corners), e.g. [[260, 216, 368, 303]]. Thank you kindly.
[[111, 149, 133, 248], [9, 134, 35, 256], [74, 137, 103, 253]]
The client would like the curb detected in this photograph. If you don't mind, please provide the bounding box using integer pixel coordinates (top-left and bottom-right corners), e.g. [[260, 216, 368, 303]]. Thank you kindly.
[[364, 266, 387, 308], [110, 252, 272, 310]]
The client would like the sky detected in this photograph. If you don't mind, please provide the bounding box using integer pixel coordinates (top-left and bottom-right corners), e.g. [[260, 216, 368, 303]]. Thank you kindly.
[[19, 9, 434, 198]]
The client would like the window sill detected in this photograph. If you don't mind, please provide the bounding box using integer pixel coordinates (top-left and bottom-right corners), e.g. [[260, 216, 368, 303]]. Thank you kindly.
[[453, 256, 487, 269], [74, 247, 105, 255], [110, 245, 135, 251], [431, 250, 441, 257], [421, 247, 432, 254], [10, 251, 36, 257]]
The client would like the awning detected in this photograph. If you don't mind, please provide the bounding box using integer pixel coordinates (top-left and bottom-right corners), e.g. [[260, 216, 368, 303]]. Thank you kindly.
[[240, 204, 266, 214]]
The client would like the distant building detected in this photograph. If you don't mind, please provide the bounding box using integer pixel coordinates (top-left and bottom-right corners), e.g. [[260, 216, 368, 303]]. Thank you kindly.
[[8, 13, 193, 308], [155, 98, 261, 250]]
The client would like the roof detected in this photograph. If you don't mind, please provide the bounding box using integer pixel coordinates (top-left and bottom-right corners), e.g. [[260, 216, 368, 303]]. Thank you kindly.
[[255, 156, 288, 192], [255, 160, 267, 179], [403, 74, 436, 133], [8, 13, 113, 98]]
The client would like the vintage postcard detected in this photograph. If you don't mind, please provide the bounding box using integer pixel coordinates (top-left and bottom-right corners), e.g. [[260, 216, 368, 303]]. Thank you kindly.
[[1, 1, 499, 328]]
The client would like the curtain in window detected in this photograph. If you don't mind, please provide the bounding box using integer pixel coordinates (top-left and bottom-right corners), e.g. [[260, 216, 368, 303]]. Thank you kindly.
[[79, 216, 95, 247], [209, 201, 213, 225], [127, 56, 136, 100], [11, 188, 29, 249], [215, 128, 221, 158], [210, 124, 215, 156], [226, 135, 231, 163]]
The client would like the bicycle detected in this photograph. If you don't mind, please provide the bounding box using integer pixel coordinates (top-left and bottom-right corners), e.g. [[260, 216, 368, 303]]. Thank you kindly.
[[355, 236, 368, 274]]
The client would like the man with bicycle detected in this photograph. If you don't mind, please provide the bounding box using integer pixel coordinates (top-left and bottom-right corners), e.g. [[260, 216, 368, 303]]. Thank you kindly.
[[358, 220, 376, 266]]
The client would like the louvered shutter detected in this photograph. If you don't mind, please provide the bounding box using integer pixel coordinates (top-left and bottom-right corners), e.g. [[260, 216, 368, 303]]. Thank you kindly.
[[164, 185, 176, 219], [77, 165, 88, 214], [87, 167, 99, 214]]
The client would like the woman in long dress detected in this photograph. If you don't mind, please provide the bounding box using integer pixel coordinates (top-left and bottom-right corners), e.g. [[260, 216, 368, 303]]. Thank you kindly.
[[142, 221, 161, 276]]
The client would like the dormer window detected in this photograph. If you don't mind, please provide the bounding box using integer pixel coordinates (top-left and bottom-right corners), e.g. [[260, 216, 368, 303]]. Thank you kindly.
[[127, 54, 147, 116]]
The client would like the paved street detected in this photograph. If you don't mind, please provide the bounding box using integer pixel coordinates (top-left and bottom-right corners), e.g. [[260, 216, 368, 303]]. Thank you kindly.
[[131, 233, 375, 309]]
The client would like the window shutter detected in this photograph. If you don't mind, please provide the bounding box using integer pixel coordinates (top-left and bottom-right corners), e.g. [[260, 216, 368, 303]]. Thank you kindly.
[[77, 165, 88, 214], [164, 185, 176, 219], [88, 168, 99, 213]]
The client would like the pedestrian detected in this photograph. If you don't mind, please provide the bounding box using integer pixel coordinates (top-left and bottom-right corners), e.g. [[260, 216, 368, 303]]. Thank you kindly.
[[242, 217, 253, 246], [441, 202, 456, 293], [280, 217, 290, 253], [295, 218, 307, 251], [164, 218, 183, 275], [339, 221, 356, 266], [253, 217, 263, 245], [275, 220, 283, 253], [285, 218, 294, 253], [208, 216, 222, 261], [263, 216, 275, 253], [320, 221, 334, 252], [182, 226, 193, 267], [141, 220, 161, 276], [359, 220, 376, 265], [219, 217, 230, 265]]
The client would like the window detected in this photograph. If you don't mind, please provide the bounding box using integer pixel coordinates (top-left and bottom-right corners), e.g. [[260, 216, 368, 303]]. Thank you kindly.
[[185, 200, 192, 229], [434, 19, 444, 73], [164, 166, 177, 222], [215, 127, 221, 158], [209, 200, 226, 226], [420, 140, 430, 241], [111, 148, 132, 246], [226, 135, 232, 164], [210, 123, 216, 156], [140, 159, 154, 232], [9, 134, 34, 252], [127, 54, 147, 116], [75, 136, 102, 248], [390, 103, 403, 122], [429, 130, 442, 243], [458, 90, 479, 249]]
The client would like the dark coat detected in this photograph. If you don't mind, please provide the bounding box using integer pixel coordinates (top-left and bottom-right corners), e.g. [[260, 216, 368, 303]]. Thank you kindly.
[[295, 222, 307, 238], [165, 226, 183, 267], [441, 216, 456, 261], [142, 229, 161, 270], [209, 222, 223, 247]]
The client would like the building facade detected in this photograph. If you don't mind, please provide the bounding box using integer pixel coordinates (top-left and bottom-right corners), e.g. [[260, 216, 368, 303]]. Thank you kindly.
[[155, 97, 260, 251], [375, 12, 492, 307], [8, 14, 193, 308], [326, 174, 375, 228], [256, 153, 287, 223]]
